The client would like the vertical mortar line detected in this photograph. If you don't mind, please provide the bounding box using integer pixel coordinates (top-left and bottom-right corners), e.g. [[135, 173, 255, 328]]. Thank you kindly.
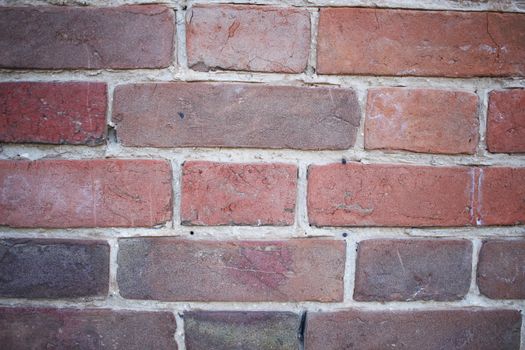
[[521, 309, 525, 350], [175, 310, 187, 350], [306, 7, 319, 77], [295, 161, 309, 236], [107, 238, 120, 298], [352, 85, 369, 154], [171, 159, 182, 229], [476, 87, 490, 157], [468, 238, 482, 297], [176, 2, 189, 80], [344, 237, 358, 303]]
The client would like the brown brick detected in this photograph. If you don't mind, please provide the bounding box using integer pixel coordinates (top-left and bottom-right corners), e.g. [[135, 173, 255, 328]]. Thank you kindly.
[[487, 89, 525, 153], [0, 82, 107, 145], [113, 82, 360, 150], [117, 238, 345, 302], [365, 88, 479, 154], [0, 159, 172, 228], [181, 161, 296, 226], [476, 167, 525, 225], [317, 8, 525, 77], [306, 309, 522, 350], [307, 163, 473, 227], [478, 240, 525, 299], [0, 307, 177, 350], [0, 239, 109, 299], [186, 5, 310, 73], [0, 6, 174, 69], [354, 239, 472, 301], [184, 311, 301, 350]]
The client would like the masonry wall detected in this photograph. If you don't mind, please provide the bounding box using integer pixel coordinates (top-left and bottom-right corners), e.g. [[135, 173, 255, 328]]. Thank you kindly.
[[0, 0, 524, 349]]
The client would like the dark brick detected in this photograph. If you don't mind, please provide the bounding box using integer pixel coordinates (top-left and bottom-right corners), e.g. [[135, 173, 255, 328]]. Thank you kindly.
[[478, 240, 525, 299], [0, 239, 109, 299], [117, 238, 345, 302], [0, 307, 177, 349], [306, 309, 522, 350], [354, 239, 472, 301], [113, 82, 360, 150], [0, 6, 174, 69], [0, 159, 172, 228], [184, 311, 301, 350], [0, 82, 107, 145]]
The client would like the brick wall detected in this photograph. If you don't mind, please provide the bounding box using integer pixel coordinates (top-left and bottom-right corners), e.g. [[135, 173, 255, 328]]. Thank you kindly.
[[0, 0, 524, 349]]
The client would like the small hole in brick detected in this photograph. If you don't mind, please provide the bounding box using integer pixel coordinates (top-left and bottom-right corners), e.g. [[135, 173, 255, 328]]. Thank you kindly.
[[341, 158, 347, 164], [342, 232, 348, 238], [190, 231, 194, 235]]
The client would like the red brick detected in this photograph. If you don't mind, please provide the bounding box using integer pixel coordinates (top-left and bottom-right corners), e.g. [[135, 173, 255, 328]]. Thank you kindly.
[[365, 88, 479, 154], [0, 307, 177, 350], [306, 309, 521, 350], [117, 238, 345, 302], [0, 82, 107, 145], [181, 161, 296, 226], [184, 311, 301, 350], [113, 82, 360, 150], [0, 159, 172, 228], [186, 5, 310, 73], [0, 239, 109, 299], [317, 8, 525, 77], [0, 6, 174, 69], [487, 89, 525, 153], [354, 239, 472, 301], [476, 167, 525, 225], [478, 240, 525, 299], [307, 163, 473, 227]]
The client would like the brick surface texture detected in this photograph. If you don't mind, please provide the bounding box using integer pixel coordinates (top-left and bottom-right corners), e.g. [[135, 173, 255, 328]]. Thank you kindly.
[[1, 1, 524, 348]]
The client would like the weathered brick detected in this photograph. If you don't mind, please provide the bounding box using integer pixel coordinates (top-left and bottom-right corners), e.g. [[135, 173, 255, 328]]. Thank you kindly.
[[317, 8, 525, 77], [181, 161, 296, 226], [0, 6, 174, 69], [0, 159, 172, 228], [354, 239, 472, 301], [0, 82, 107, 145], [476, 167, 525, 225], [307, 163, 473, 227], [113, 82, 360, 150], [186, 5, 310, 73], [0, 307, 177, 349], [478, 240, 525, 299], [184, 311, 301, 350], [306, 309, 521, 350], [0, 239, 109, 299], [365, 88, 479, 154], [487, 89, 525, 153], [117, 238, 345, 302]]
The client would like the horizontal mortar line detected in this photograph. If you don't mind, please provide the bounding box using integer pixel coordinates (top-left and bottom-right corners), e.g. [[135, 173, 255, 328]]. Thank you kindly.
[[2, 144, 525, 167], [1, 68, 524, 89], [0, 0, 524, 13], [0, 296, 523, 313], [0, 225, 523, 240]]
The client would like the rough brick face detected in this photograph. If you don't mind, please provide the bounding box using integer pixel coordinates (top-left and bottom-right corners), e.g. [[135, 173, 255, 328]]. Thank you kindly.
[[317, 8, 525, 77], [0, 159, 172, 228], [0, 239, 109, 299], [0, 6, 174, 69], [184, 311, 301, 350], [306, 309, 522, 350], [477, 240, 525, 299], [0, 82, 107, 145], [365, 88, 479, 154], [117, 238, 345, 302], [0, 308, 177, 350], [307, 163, 473, 227], [354, 239, 472, 301], [181, 161, 297, 226], [477, 167, 525, 225], [113, 82, 360, 150], [186, 5, 310, 73], [487, 89, 525, 153]]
